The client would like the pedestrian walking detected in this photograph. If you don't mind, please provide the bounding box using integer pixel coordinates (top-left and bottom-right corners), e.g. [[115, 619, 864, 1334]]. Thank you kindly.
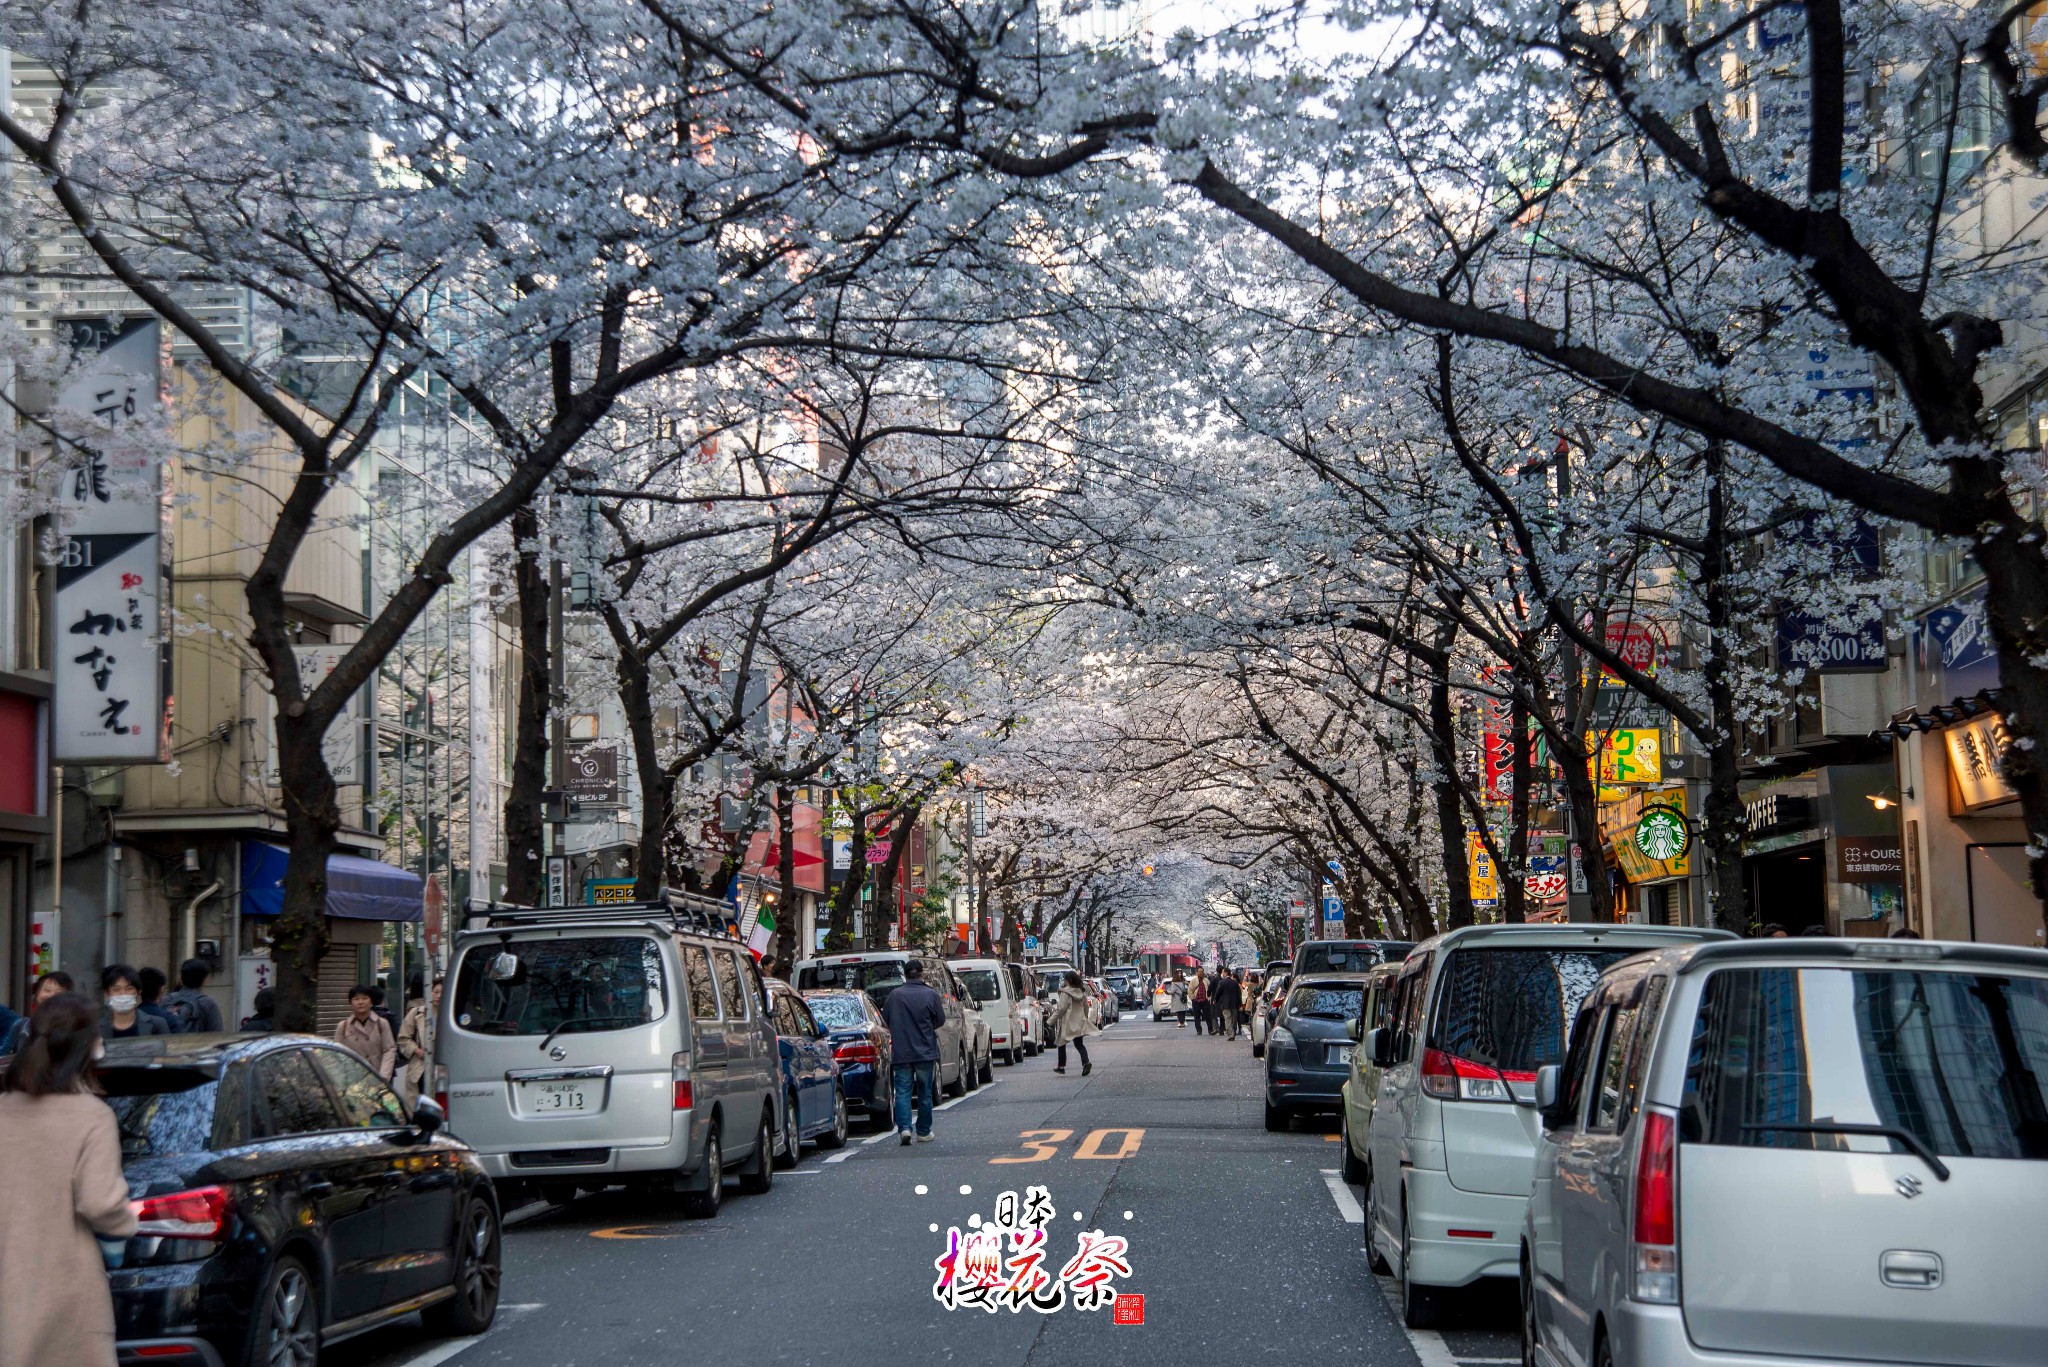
[[2, 972, 73, 1055], [160, 959, 225, 1035], [0, 992, 141, 1367], [98, 966, 170, 1042], [396, 978, 437, 1109], [1191, 971, 1210, 1035], [1167, 972, 1191, 1027], [335, 985, 396, 1079], [883, 960, 947, 1145], [1215, 970, 1244, 1040], [134, 968, 177, 1034], [1051, 971, 1098, 1075]]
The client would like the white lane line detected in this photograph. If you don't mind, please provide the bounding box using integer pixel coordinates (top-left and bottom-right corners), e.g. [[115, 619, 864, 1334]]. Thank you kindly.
[[1372, 1277, 1463, 1367], [1318, 1168, 1364, 1224], [862, 1128, 897, 1145], [824, 1151, 855, 1163], [387, 1303, 544, 1367], [935, 1078, 998, 1112]]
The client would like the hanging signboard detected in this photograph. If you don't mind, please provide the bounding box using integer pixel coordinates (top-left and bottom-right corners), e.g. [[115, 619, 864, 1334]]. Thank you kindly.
[[565, 739, 620, 804], [267, 644, 362, 786], [1916, 589, 2000, 699], [1945, 712, 2017, 812], [51, 318, 171, 764], [1600, 787, 1695, 882], [1467, 832, 1499, 906], [1588, 728, 1662, 785], [1599, 619, 1665, 684], [1774, 516, 1886, 673]]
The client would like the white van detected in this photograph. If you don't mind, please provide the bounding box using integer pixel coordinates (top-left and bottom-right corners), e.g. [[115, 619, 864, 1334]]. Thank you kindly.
[[950, 957, 1028, 1065], [437, 895, 785, 1219]]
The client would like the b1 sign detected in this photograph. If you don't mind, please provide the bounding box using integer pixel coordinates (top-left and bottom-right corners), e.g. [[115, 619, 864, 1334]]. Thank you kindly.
[[52, 319, 170, 763]]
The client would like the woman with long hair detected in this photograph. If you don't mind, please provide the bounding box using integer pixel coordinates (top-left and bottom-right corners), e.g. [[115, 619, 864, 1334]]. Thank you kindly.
[[1051, 971, 1099, 1077], [0, 993, 139, 1367]]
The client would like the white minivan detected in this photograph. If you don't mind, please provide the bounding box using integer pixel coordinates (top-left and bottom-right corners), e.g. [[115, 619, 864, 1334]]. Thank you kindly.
[[950, 957, 1029, 1065], [1361, 922, 1733, 1327]]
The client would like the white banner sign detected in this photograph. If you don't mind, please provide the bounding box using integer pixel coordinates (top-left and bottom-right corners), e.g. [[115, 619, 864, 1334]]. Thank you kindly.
[[266, 644, 362, 786], [52, 319, 170, 763]]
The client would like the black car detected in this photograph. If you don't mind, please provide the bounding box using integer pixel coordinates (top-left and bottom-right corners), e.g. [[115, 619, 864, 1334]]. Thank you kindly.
[[1264, 972, 1370, 1130], [100, 1032, 501, 1367]]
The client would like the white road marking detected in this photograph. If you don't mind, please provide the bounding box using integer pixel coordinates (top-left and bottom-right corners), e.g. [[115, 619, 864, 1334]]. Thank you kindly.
[[862, 1128, 898, 1145], [1372, 1277, 1464, 1367], [1319, 1168, 1364, 1224], [935, 1078, 997, 1111], [824, 1151, 855, 1163], [389, 1306, 541, 1367]]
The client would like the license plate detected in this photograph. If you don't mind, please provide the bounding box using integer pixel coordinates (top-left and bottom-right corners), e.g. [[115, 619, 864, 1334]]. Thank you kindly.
[[527, 1081, 592, 1113], [1331, 1044, 1353, 1065]]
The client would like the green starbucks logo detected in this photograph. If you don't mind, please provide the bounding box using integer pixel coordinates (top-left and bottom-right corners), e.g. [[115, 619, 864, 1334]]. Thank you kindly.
[[1634, 806, 1690, 862]]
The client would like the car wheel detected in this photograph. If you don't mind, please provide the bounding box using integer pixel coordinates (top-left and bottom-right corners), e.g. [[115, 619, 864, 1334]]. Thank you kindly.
[[680, 1123, 722, 1218], [1251, 1042, 1264, 1059], [943, 1052, 967, 1098], [1263, 1099, 1287, 1132], [1341, 1113, 1369, 1184], [978, 1051, 994, 1085], [424, 1197, 502, 1336], [773, 1093, 801, 1170], [1520, 1247, 1541, 1367], [246, 1255, 319, 1367], [964, 1050, 980, 1092], [1363, 1165, 1393, 1274], [738, 1109, 775, 1194], [1592, 1335, 1613, 1367], [816, 1087, 849, 1149], [1399, 1205, 1441, 1329]]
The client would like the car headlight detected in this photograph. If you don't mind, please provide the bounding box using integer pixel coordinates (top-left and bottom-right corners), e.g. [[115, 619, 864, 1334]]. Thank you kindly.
[[1269, 1025, 1294, 1048]]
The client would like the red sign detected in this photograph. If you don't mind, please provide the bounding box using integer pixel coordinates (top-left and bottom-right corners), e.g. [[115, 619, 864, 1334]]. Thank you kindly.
[[1481, 692, 1516, 803], [1601, 619, 1664, 681], [1113, 1294, 1145, 1325], [865, 840, 893, 865]]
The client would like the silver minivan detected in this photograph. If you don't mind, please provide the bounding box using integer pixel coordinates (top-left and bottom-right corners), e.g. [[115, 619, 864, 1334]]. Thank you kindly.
[[438, 896, 784, 1219], [1522, 937, 2048, 1367], [1360, 922, 1734, 1327]]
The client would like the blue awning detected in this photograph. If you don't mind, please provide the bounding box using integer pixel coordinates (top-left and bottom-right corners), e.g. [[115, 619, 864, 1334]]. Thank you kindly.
[[241, 842, 423, 922]]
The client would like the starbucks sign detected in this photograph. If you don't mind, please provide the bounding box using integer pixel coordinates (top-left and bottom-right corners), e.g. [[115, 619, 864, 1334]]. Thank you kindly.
[[1634, 805, 1690, 862]]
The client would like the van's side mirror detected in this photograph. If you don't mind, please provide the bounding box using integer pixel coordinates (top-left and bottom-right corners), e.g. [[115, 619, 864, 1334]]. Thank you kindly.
[[411, 1095, 446, 1138], [1347, 1017, 1364, 1043], [1367, 1027, 1396, 1069], [1534, 1065, 1569, 1128]]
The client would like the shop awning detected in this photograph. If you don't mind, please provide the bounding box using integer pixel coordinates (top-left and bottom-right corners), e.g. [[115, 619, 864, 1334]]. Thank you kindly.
[[240, 842, 424, 922]]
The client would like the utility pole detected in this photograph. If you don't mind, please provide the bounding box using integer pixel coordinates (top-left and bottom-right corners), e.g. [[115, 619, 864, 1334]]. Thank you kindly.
[[547, 505, 568, 906]]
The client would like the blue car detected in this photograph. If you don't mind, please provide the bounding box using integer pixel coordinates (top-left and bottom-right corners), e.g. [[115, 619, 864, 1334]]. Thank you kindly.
[[802, 988, 894, 1132], [766, 979, 848, 1167]]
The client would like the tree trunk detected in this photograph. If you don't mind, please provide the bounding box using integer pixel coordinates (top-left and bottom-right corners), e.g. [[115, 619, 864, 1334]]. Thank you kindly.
[[868, 806, 918, 948], [773, 783, 798, 969], [612, 638, 670, 901], [1427, 654, 1477, 929], [269, 707, 343, 1032], [1699, 443, 1753, 933], [822, 810, 867, 952], [503, 504, 551, 906]]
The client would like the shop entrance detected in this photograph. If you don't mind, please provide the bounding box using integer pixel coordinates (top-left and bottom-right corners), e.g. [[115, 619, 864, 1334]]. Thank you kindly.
[[1748, 844, 1828, 934]]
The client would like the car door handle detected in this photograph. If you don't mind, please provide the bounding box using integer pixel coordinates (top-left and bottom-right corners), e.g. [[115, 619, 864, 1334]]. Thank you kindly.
[[1880, 1250, 1943, 1290]]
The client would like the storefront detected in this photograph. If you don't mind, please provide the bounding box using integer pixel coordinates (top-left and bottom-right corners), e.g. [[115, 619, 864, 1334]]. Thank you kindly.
[[238, 841, 424, 1030], [0, 675, 50, 999], [1599, 784, 1702, 926]]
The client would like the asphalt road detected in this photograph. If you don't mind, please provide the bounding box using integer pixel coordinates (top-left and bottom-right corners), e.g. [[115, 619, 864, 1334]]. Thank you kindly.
[[330, 1013, 1520, 1367]]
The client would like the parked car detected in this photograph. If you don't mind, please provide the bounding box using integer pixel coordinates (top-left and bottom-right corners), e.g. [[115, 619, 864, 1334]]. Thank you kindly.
[[764, 979, 847, 1165], [1087, 977, 1120, 1024], [440, 897, 783, 1219], [801, 989, 893, 1130], [100, 1032, 500, 1367], [1337, 961, 1405, 1180], [1359, 922, 1735, 1328], [951, 957, 1030, 1065], [1251, 972, 1292, 1055], [1105, 966, 1144, 1009], [1264, 972, 1373, 1129], [796, 950, 980, 1097], [1006, 964, 1045, 1055], [947, 968, 996, 1087], [1521, 937, 2048, 1367], [1293, 939, 1413, 977]]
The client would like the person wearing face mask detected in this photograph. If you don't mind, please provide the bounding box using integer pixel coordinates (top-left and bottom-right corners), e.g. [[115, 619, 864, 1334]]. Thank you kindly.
[[98, 965, 170, 1042], [2, 972, 74, 1055], [0, 992, 141, 1367]]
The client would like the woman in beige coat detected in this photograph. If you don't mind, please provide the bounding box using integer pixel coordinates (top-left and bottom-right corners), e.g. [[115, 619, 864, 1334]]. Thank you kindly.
[[1050, 971, 1099, 1077], [0, 993, 139, 1367]]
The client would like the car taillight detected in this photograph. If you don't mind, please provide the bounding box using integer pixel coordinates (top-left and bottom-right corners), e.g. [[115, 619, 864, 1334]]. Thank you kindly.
[[1630, 1108, 1679, 1303], [672, 1051, 694, 1110], [1420, 1047, 1517, 1102], [834, 1042, 879, 1064], [432, 1063, 448, 1118], [134, 1186, 232, 1240]]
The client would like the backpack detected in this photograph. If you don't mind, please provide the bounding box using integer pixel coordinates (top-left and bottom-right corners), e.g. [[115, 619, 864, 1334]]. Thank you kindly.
[[162, 991, 203, 1034]]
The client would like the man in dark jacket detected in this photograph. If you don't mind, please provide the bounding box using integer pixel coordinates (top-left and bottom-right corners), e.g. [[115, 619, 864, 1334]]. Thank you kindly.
[[1213, 969, 1243, 1040], [883, 960, 947, 1146], [161, 959, 226, 1034]]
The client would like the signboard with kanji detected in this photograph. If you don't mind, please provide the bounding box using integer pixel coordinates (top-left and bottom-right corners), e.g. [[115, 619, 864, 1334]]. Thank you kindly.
[[1588, 728, 1662, 785], [1467, 832, 1499, 906], [52, 318, 171, 763]]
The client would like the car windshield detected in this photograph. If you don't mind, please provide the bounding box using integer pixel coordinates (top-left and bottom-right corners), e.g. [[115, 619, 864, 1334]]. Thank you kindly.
[[798, 960, 910, 1005], [954, 968, 1002, 1003], [102, 1067, 220, 1159], [1683, 966, 2048, 1161], [1431, 946, 1633, 1076], [1287, 984, 1364, 1020], [452, 935, 667, 1037], [804, 995, 869, 1031]]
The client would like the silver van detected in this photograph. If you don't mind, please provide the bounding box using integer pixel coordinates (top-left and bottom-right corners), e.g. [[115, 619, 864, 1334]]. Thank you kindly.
[[437, 896, 784, 1219], [1522, 937, 2048, 1367], [1360, 922, 1734, 1327]]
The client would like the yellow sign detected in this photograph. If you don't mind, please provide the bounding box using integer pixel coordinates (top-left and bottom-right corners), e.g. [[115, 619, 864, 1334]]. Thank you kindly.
[[1945, 714, 2016, 812], [1468, 832, 1499, 904], [1598, 786, 1693, 882], [1588, 728, 1662, 785]]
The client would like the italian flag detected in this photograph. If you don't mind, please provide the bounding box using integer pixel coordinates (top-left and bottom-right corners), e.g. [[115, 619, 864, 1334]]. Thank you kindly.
[[747, 903, 776, 959]]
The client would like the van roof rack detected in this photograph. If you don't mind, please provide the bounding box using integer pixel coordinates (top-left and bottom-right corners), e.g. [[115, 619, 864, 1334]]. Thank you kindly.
[[458, 888, 737, 939]]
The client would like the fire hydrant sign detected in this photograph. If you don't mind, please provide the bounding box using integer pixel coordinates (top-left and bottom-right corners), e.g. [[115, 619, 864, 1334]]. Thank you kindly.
[[51, 319, 171, 764]]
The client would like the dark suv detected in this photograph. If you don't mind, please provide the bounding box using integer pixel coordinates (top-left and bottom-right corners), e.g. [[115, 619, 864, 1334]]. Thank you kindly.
[[101, 1033, 501, 1367]]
